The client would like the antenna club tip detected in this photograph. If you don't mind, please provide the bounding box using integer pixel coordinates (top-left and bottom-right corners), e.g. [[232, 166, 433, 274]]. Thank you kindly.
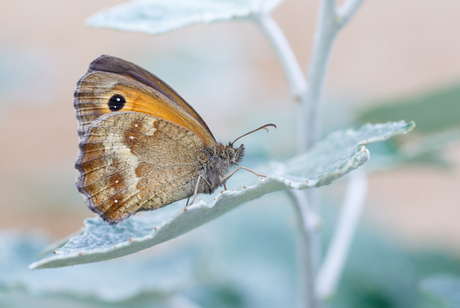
[[263, 123, 277, 132]]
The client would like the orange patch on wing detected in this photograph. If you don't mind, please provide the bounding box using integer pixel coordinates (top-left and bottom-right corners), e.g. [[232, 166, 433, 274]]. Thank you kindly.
[[135, 162, 154, 178], [76, 70, 216, 147], [110, 173, 125, 190], [123, 131, 139, 149], [80, 160, 102, 188], [103, 194, 125, 220], [97, 188, 128, 212]]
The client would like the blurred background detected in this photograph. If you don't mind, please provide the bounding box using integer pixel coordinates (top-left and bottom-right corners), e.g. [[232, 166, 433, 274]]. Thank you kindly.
[[0, 0, 459, 307]]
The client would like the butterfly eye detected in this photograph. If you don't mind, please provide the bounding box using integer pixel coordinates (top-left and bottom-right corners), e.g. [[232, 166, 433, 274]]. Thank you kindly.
[[108, 94, 126, 111]]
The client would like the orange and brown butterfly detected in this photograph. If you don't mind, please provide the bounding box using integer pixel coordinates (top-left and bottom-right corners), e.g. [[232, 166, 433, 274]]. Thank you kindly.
[[74, 55, 275, 225]]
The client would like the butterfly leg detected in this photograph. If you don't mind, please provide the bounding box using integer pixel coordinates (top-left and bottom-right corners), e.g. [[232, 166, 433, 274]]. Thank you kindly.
[[221, 166, 266, 183], [189, 174, 212, 206], [185, 197, 191, 207]]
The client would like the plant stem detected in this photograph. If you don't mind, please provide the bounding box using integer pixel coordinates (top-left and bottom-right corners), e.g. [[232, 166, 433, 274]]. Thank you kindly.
[[254, 12, 318, 307], [300, 0, 365, 152], [336, 0, 366, 27], [255, 14, 307, 100], [299, 1, 366, 307], [297, 2, 341, 307], [287, 190, 321, 308], [300, 0, 339, 153], [316, 171, 368, 300], [255, 0, 366, 307]]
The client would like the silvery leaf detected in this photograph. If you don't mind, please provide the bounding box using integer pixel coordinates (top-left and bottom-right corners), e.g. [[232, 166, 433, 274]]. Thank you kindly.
[[420, 275, 460, 308], [29, 121, 414, 269], [87, 0, 284, 35]]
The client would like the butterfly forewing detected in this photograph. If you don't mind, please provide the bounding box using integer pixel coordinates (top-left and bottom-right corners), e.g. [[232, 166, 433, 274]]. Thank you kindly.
[[76, 112, 208, 224], [74, 55, 216, 148], [88, 55, 214, 136]]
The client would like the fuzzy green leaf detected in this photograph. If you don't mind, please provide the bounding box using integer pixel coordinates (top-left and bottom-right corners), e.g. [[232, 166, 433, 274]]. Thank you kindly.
[[420, 275, 460, 308], [0, 232, 197, 303], [357, 82, 460, 133], [87, 0, 284, 35], [29, 121, 414, 269]]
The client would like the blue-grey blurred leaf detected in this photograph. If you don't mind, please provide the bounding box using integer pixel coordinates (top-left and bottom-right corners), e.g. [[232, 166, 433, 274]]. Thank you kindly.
[[29, 121, 414, 269], [0, 232, 197, 303], [366, 128, 460, 170], [187, 193, 298, 308], [357, 82, 460, 133], [325, 218, 460, 308], [87, 0, 284, 35], [4, 194, 460, 307], [420, 275, 460, 308]]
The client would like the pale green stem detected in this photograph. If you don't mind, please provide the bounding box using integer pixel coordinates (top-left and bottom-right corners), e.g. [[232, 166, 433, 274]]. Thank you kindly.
[[300, 0, 339, 153], [287, 190, 322, 308], [300, 0, 366, 152], [254, 14, 307, 99], [299, 1, 366, 307], [336, 0, 366, 27], [254, 0, 366, 307], [253, 12, 316, 307], [316, 171, 368, 300]]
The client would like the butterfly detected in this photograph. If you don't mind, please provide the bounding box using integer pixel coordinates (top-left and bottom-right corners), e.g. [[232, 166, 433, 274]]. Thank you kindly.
[[74, 55, 275, 225]]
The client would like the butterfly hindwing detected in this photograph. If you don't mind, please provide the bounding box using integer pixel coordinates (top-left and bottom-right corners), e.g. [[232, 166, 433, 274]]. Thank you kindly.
[[76, 112, 209, 224]]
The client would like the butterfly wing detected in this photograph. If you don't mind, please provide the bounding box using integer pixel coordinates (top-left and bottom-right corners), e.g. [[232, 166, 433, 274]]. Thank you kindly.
[[76, 111, 208, 224], [74, 55, 216, 147]]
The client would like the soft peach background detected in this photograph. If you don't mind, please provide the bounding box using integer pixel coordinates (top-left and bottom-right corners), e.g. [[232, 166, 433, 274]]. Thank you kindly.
[[0, 0, 459, 253]]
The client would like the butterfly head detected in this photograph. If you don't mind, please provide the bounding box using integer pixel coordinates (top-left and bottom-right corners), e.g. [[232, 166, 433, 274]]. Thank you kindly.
[[221, 123, 276, 166], [221, 143, 245, 166]]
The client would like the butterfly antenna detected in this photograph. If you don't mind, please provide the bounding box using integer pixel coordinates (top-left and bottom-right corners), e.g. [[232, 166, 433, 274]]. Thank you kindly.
[[230, 124, 277, 146]]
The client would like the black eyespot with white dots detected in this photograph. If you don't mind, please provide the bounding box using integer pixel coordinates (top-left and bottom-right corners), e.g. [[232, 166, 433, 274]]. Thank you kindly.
[[108, 94, 126, 111]]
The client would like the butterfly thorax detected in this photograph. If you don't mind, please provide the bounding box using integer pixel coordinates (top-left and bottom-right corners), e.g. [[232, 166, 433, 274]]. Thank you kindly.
[[201, 142, 245, 194]]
